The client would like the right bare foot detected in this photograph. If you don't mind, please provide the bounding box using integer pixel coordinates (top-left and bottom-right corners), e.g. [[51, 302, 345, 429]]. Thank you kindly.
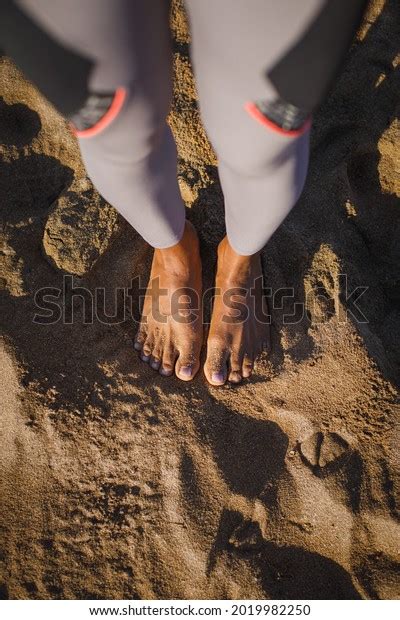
[[134, 220, 203, 381]]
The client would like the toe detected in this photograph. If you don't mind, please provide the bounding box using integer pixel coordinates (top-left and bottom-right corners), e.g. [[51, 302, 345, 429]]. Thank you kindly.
[[140, 337, 154, 362], [175, 345, 200, 382], [159, 342, 177, 377], [204, 337, 229, 386], [242, 354, 254, 378], [134, 325, 147, 351], [228, 351, 243, 384], [150, 355, 161, 370], [150, 339, 163, 370]]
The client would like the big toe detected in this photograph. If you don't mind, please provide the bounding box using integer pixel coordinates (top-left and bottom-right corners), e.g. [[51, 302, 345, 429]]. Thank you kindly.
[[204, 338, 229, 386]]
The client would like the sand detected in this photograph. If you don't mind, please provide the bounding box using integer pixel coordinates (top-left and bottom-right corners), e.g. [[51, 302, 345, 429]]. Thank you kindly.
[[0, 0, 399, 601]]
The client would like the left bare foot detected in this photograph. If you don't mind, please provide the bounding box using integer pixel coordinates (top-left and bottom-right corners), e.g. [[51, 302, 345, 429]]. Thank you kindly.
[[204, 236, 269, 386]]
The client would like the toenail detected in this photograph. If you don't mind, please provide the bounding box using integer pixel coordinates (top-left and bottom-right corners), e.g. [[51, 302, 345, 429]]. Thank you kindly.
[[229, 372, 242, 383], [179, 366, 192, 378], [141, 354, 150, 362], [211, 372, 225, 384], [160, 367, 172, 376], [151, 360, 160, 369], [134, 341, 142, 350]]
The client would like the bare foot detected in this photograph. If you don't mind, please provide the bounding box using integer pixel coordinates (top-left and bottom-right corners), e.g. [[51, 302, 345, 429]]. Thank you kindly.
[[204, 236, 269, 386], [134, 221, 202, 381]]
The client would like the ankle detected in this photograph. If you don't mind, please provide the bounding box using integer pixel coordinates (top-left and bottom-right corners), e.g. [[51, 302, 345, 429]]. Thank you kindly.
[[217, 236, 258, 276], [154, 221, 200, 275]]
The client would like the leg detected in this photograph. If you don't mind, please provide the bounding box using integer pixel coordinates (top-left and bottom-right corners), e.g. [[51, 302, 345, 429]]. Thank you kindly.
[[23, 0, 202, 379], [185, 0, 321, 384], [19, 0, 185, 248]]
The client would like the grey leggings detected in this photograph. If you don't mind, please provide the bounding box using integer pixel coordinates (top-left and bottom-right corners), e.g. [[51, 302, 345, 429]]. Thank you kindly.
[[19, 0, 325, 255]]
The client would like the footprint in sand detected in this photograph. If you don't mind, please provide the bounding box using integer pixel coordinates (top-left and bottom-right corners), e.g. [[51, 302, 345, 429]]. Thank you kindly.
[[228, 519, 264, 552], [299, 431, 352, 472]]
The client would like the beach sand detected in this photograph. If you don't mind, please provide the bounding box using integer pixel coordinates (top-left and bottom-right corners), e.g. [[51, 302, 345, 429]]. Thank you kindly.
[[0, 0, 399, 600]]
